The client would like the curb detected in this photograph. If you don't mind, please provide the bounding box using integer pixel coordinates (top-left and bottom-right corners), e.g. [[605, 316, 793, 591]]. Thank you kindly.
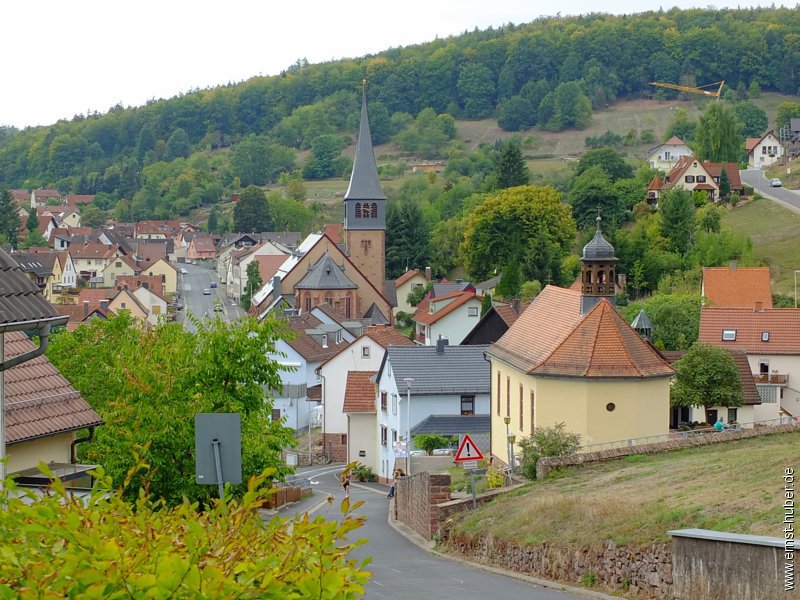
[[386, 502, 619, 600]]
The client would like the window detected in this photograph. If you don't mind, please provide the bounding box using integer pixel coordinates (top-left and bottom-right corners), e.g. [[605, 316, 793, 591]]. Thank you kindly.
[[304, 294, 311, 313], [722, 329, 737, 341], [696, 175, 706, 183], [380, 425, 387, 446], [361, 345, 370, 358], [519, 384, 524, 430], [392, 394, 398, 415], [115, 261, 122, 268], [468, 306, 479, 317], [355, 202, 362, 217], [152, 305, 161, 315], [728, 408, 738, 423], [341, 434, 347, 445], [530, 391, 535, 432], [321, 333, 328, 348], [685, 175, 695, 183], [606, 402, 616, 412], [461, 395, 475, 416], [506, 376, 510, 417], [380, 391, 387, 412], [496, 372, 501, 415], [762, 331, 770, 342], [392, 430, 397, 443], [120, 302, 126, 308]]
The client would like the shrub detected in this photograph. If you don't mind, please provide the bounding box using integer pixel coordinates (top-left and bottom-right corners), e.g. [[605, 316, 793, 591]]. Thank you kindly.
[[352, 463, 376, 482], [413, 434, 453, 455], [517, 423, 581, 479]]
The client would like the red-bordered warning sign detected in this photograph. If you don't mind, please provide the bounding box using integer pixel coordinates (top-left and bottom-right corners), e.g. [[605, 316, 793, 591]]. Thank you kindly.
[[454, 433, 484, 462]]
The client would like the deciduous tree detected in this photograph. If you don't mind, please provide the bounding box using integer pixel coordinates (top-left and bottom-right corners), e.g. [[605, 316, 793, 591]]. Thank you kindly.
[[233, 185, 273, 232], [671, 343, 744, 409], [241, 259, 263, 309], [694, 102, 741, 163]]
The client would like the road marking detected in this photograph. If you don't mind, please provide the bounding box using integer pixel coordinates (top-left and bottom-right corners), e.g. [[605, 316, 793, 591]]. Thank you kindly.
[[391, 568, 403, 574], [372, 581, 385, 587], [451, 578, 464, 584]]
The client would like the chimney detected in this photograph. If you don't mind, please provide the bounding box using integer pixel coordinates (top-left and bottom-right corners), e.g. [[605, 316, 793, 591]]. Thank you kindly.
[[436, 337, 449, 354], [617, 273, 627, 289], [272, 275, 281, 298], [730, 260, 737, 271], [754, 301, 763, 313], [83, 300, 89, 317], [425, 266, 432, 280]]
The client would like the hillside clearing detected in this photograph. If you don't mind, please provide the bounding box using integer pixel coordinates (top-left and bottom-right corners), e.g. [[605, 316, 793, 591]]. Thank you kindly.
[[449, 431, 799, 547]]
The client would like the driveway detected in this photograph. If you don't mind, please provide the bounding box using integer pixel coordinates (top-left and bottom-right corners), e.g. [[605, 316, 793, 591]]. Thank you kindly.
[[292, 466, 587, 600], [740, 169, 800, 214]]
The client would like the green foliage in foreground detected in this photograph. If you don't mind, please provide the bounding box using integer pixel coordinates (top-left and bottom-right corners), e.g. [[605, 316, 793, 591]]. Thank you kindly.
[[0, 464, 370, 598], [518, 423, 581, 480]]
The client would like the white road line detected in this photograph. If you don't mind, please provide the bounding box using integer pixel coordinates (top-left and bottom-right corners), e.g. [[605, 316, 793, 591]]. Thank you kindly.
[[373, 581, 385, 587], [391, 568, 403, 574]]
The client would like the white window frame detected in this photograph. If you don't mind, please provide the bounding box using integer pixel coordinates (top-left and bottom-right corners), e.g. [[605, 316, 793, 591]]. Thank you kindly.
[[361, 345, 370, 358], [722, 329, 736, 341]]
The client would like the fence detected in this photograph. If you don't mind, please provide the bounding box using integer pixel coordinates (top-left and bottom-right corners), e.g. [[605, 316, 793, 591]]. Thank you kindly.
[[263, 475, 312, 510]]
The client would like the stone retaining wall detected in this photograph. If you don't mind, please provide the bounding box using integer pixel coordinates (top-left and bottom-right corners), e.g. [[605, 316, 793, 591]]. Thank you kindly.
[[537, 423, 798, 479], [394, 472, 451, 539], [441, 530, 672, 598]]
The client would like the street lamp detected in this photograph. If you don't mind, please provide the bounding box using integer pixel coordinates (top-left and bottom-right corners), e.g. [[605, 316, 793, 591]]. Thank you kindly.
[[508, 434, 517, 475], [503, 416, 511, 468], [404, 378, 414, 476]]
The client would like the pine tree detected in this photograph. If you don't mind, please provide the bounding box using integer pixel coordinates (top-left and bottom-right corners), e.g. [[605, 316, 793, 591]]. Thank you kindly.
[[26, 207, 39, 234], [719, 168, 731, 203], [480, 292, 493, 317], [207, 206, 219, 233], [0, 190, 20, 249], [496, 141, 530, 189]]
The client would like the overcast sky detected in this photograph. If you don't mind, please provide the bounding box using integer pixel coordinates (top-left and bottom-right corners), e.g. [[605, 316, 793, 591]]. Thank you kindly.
[[1, 1, 793, 129]]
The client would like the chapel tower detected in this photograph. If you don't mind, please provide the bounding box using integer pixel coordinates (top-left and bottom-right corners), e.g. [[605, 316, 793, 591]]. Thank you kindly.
[[343, 86, 386, 296], [580, 216, 617, 315]]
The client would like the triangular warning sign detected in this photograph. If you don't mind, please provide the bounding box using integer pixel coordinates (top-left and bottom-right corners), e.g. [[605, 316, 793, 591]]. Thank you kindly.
[[454, 433, 484, 462]]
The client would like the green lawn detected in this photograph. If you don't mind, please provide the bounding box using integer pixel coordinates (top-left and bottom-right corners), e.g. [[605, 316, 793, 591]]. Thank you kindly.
[[449, 431, 800, 547]]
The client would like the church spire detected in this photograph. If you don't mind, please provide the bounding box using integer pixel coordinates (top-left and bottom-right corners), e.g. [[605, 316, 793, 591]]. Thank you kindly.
[[344, 84, 386, 201], [580, 216, 618, 315]]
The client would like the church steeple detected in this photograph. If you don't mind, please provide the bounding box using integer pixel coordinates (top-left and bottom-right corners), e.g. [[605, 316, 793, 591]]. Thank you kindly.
[[580, 216, 617, 315], [343, 84, 386, 297]]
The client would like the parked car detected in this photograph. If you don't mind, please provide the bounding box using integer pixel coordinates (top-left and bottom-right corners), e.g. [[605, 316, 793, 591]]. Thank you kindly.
[[210, 281, 217, 288], [171, 302, 183, 310], [432, 448, 455, 456], [213, 302, 223, 312], [203, 288, 211, 295], [180, 268, 187, 275], [771, 178, 782, 187]]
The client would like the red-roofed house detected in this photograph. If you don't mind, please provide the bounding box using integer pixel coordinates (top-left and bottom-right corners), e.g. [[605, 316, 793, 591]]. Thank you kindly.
[[31, 189, 62, 208], [646, 136, 692, 171], [394, 268, 430, 316], [746, 131, 784, 169], [116, 274, 164, 297], [65, 194, 95, 210], [699, 306, 800, 420], [187, 233, 217, 260], [135, 220, 180, 240], [701, 264, 772, 308], [649, 156, 742, 203], [412, 289, 482, 346]]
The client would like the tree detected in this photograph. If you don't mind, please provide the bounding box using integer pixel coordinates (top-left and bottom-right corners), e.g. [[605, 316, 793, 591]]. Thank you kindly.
[[569, 166, 620, 230], [539, 82, 592, 131], [463, 186, 576, 284], [659, 188, 695, 254], [457, 63, 496, 119], [163, 127, 191, 162], [776, 101, 800, 132], [733, 102, 768, 138], [413, 434, 453, 455], [664, 108, 696, 142], [517, 423, 581, 479], [47, 312, 295, 505], [697, 204, 722, 233], [719, 167, 731, 202], [519, 280, 542, 302], [575, 147, 633, 182], [407, 280, 433, 307], [671, 343, 744, 410], [494, 260, 521, 300], [302, 134, 347, 179], [619, 293, 701, 351], [233, 185, 273, 233], [497, 95, 535, 131], [385, 201, 430, 279], [26, 207, 39, 234], [495, 140, 530, 189], [80, 204, 106, 228], [694, 102, 741, 163], [0, 468, 369, 597], [0, 190, 20, 249], [480, 292, 493, 317], [20, 231, 48, 249], [207, 205, 219, 233], [241, 259, 264, 309]]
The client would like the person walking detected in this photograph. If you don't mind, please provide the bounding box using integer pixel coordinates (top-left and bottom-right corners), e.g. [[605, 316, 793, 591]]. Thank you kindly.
[[387, 469, 398, 498], [342, 473, 351, 498]]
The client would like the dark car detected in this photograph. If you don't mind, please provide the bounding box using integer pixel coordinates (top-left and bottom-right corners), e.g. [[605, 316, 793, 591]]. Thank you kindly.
[[210, 281, 217, 288]]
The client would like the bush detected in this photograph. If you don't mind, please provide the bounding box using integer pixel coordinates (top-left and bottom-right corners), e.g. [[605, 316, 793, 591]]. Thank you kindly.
[[517, 423, 581, 479], [0, 462, 370, 597], [413, 434, 454, 455], [352, 463, 376, 482]]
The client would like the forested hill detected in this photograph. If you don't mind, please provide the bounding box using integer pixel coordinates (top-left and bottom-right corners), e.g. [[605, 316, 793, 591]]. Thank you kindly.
[[1, 6, 799, 220]]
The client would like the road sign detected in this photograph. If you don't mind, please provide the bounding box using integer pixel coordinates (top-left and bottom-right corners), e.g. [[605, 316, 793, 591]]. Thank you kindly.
[[461, 460, 478, 470], [454, 433, 484, 462]]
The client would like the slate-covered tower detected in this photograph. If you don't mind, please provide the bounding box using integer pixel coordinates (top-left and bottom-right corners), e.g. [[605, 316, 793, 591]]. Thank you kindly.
[[343, 88, 386, 296], [580, 216, 617, 315]]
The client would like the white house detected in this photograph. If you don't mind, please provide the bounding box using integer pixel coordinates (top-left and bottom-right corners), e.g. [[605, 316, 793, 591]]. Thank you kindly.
[[746, 131, 784, 169], [372, 340, 490, 483], [317, 325, 413, 463], [647, 136, 692, 172], [394, 268, 430, 316], [132, 286, 169, 327], [412, 290, 483, 346]]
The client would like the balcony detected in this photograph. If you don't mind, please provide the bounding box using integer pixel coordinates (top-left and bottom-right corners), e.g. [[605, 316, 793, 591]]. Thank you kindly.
[[754, 372, 788, 385]]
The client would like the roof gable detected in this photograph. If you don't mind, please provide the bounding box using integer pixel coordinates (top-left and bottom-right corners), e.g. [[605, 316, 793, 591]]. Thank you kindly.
[[295, 254, 358, 290], [702, 266, 772, 308], [342, 371, 377, 413], [413, 291, 480, 325]]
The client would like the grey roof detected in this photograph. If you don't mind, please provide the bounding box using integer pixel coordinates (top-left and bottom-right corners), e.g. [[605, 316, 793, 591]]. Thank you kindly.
[[219, 232, 302, 251], [11, 252, 55, 278], [0, 249, 62, 326], [582, 216, 616, 260], [384, 280, 397, 307], [101, 229, 134, 253], [791, 118, 800, 132], [631, 309, 654, 331], [364, 303, 389, 325], [385, 344, 490, 395], [343, 90, 386, 201], [432, 282, 473, 297], [295, 254, 358, 290], [475, 274, 501, 291], [411, 414, 491, 437]]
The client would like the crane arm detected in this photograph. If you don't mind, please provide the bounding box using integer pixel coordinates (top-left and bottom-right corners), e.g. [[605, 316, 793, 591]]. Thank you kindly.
[[651, 81, 725, 98]]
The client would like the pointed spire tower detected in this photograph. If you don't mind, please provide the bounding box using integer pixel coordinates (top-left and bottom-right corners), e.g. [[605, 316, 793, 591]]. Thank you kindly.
[[343, 84, 386, 295], [580, 216, 618, 315]]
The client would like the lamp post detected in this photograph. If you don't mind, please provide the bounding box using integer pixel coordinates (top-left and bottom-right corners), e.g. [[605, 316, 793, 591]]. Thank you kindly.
[[404, 377, 414, 476], [503, 416, 511, 469], [508, 434, 517, 475]]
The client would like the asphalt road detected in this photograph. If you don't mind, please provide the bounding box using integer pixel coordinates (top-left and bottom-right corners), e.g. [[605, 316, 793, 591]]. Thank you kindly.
[[740, 169, 800, 213], [295, 466, 582, 600], [178, 262, 245, 331]]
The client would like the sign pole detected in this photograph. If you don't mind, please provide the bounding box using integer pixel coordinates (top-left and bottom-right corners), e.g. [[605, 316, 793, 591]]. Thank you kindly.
[[212, 438, 224, 499], [470, 471, 477, 509]]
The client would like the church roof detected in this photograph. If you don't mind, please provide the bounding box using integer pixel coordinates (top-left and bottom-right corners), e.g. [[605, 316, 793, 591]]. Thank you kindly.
[[344, 89, 386, 201], [582, 217, 616, 261], [295, 254, 358, 290]]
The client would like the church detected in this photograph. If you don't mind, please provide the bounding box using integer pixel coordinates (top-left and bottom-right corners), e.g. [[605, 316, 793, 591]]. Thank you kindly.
[[251, 90, 393, 323]]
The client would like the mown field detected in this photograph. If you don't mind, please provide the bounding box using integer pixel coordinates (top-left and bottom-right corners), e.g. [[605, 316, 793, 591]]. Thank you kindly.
[[450, 431, 799, 547]]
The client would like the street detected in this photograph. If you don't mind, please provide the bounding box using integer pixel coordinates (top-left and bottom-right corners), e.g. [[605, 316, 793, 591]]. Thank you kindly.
[[740, 169, 800, 214], [293, 466, 582, 600], [178, 262, 246, 331]]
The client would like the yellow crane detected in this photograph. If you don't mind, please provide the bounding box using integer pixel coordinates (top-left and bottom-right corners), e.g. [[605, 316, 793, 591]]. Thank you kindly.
[[650, 80, 725, 99]]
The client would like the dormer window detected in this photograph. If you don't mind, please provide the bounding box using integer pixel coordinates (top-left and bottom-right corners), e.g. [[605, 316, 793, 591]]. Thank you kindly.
[[762, 331, 770, 342], [722, 329, 736, 341], [429, 303, 435, 314]]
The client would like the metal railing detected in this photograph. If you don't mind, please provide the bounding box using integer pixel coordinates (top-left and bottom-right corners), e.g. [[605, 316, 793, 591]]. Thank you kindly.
[[754, 373, 788, 385], [576, 416, 800, 454]]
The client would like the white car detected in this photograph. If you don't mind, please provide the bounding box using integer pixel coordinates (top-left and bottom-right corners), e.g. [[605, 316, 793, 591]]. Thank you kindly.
[[203, 288, 211, 295], [180, 268, 188, 275], [770, 178, 782, 188]]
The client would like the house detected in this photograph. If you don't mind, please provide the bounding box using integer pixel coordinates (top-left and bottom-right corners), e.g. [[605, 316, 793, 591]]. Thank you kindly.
[[789, 118, 800, 160], [746, 131, 784, 169], [30, 189, 62, 208], [53, 252, 77, 296], [317, 325, 413, 463], [269, 311, 356, 430], [462, 301, 528, 345], [701, 264, 772, 308], [64, 195, 95, 211], [342, 370, 378, 472], [101, 254, 138, 287], [699, 306, 800, 419], [69, 243, 121, 283], [133, 285, 169, 327], [373, 340, 491, 483], [140, 257, 177, 295], [412, 289, 483, 346], [648, 156, 742, 203], [228, 242, 290, 302], [187, 233, 217, 260], [0, 249, 103, 483], [11, 252, 56, 301], [108, 288, 149, 323], [55, 303, 110, 330], [135, 220, 180, 240], [56, 210, 82, 229], [474, 273, 502, 298], [486, 220, 675, 462], [117, 274, 164, 297], [647, 136, 693, 172], [394, 268, 430, 316]]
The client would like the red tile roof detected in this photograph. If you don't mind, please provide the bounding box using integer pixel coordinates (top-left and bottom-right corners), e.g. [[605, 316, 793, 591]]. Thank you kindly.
[[702, 266, 772, 309], [701, 161, 742, 189], [647, 175, 663, 191], [664, 136, 686, 146], [494, 302, 529, 327], [322, 223, 343, 245], [284, 313, 353, 361], [699, 307, 800, 355], [342, 371, 377, 413], [69, 243, 116, 260], [364, 325, 414, 347], [746, 137, 760, 152], [396, 269, 421, 287], [4, 331, 103, 444], [255, 254, 287, 284], [412, 290, 479, 326], [116, 275, 164, 297], [137, 243, 167, 264]]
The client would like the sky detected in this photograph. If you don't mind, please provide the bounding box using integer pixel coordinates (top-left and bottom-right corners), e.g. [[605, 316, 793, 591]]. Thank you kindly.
[[1, 0, 793, 129]]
